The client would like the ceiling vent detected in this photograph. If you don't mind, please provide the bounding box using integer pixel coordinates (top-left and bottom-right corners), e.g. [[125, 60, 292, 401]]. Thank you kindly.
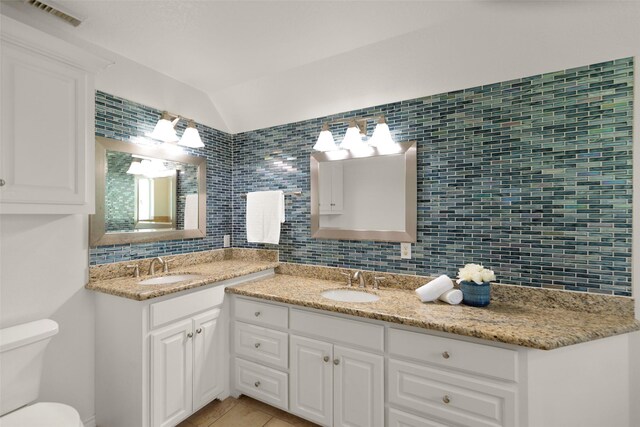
[[23, 0, 83, 27]]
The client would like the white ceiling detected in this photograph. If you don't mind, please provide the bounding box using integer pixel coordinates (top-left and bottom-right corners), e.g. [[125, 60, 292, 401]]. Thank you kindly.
[[3, 1, 640, 133]]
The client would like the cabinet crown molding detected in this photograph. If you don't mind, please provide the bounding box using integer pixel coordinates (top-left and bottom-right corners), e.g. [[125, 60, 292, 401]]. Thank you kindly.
[[1, 14, 112, 73]]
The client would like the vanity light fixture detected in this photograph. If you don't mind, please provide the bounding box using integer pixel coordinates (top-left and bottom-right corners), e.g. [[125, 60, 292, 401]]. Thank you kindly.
[[313, 123, 337, 152], [340, 119, 367, 151], [178, 120, 205, 148], [148, 111, 179, 143], [313, 115, 396, 152], [148, 112, 205, 148]]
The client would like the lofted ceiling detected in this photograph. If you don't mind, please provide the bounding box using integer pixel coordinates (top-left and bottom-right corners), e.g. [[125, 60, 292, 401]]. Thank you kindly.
[[2, 1, 640, 133]]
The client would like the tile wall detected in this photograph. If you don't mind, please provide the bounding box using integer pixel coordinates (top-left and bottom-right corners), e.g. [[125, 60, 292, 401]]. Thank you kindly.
[[233, 58, 634, 295], [89, 91, 233, 264]]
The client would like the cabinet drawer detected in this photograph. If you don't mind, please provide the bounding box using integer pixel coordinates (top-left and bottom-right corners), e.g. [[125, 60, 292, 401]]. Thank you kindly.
[[150, 286, 225, 329], [290, 308, 383, 352], [235, 322, 288, 369], [388, 359, 516, 427], [235, 358, 288, 411], [388, 328, 517, 381], [235, 298, 288, 329], [388, 408, 449, 427]]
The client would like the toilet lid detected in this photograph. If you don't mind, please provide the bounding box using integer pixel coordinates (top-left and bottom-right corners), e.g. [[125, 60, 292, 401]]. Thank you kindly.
[[0, 402, 81, 427]]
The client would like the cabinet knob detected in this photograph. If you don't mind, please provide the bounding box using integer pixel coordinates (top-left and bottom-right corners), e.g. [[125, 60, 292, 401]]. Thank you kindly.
[[333, 358, 340, 365], [254, 381, 261, 388], [187, 332, 193, 338], [442, 351, 450, 359], [442, 395, 451, 404], [255, 342, 261, 348], [323, 356, 330, 363], [0, 179, 5, 187], [196, 328, 202, 334], [254, 311, 261, 317]]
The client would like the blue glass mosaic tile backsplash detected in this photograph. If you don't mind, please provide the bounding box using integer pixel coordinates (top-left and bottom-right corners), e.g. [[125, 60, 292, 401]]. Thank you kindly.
[[233, 58, 634, 295], [91, 58, 633, 296], [90, 91, 233, 264]]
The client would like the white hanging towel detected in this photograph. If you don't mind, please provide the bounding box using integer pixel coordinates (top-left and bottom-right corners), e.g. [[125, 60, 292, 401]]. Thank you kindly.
[[183, 194, 199, 230], [246, 190, 285, 244]]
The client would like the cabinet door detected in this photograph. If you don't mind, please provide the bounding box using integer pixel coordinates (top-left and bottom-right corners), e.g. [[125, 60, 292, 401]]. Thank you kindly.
[[333, 345, 384, 427], [193, 309, 225, 411], [0, 41, 91, 212], [150, 320, 193, 427], [330, 162, 344, 213], [290, 335, 333, 426], [318, 162, 334, 214]]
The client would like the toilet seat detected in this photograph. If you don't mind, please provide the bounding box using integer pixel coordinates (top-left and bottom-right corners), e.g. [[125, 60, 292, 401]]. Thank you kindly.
[[0, 402, 82, 427]]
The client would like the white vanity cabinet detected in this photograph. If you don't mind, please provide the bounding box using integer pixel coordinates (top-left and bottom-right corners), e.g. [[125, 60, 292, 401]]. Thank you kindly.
[[0, 16, 109, 214], [290, 335, 384, 427], [230, 294, 631, 427], [94, 272, 272, 427], [230, 299, 384, 427], [150, 308, 224, 427]]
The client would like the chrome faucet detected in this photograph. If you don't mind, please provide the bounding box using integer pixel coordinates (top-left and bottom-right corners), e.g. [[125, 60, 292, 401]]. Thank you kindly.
[[148, 257, 165, 275], [353, 271, 366, 289]]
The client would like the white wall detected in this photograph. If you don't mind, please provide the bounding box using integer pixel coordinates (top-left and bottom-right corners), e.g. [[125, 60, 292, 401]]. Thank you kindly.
[[213, 2, 640, 133], [0, 215, 94, 423]]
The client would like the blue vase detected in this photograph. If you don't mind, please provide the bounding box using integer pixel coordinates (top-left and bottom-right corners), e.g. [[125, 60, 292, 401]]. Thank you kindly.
[[459, 281, 491, 307]]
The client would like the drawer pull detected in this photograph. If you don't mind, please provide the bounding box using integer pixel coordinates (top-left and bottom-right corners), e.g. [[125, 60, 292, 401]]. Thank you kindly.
[[323, 356, 330, 363], [333, 358, 340, 365], [442, 351, 450, 359], [254, 381, 261, 388], [255, 311, 261, 317], [442, 395, 451, 404], [254, 342, 261, 348], [196, 328, 202, 334]]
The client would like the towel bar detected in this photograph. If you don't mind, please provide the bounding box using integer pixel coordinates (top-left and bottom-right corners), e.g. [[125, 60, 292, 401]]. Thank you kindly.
[[240, 191, 302, 199]]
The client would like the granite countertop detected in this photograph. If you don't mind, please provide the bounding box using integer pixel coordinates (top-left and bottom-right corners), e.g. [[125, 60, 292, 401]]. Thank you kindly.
[[86, 249, 279, 301], [226, 273, 640, 350]]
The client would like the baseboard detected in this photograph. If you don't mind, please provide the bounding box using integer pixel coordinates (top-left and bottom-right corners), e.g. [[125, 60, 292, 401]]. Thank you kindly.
[[83, 415, 96, 427]]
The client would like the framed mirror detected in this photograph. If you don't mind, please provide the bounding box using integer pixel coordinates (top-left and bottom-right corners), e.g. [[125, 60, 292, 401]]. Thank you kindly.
[[310, 140, 417, 243], [90, 137, 206, 247]]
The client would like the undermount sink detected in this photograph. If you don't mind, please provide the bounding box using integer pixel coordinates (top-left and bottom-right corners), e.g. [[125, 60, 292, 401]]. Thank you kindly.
[[321, 289, 380, 303], [138, 274, 204, 286]]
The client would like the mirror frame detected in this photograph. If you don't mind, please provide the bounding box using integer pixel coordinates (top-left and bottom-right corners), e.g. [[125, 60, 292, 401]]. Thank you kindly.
[[90, 136, 206, 247], [310, 140, 417, 243]]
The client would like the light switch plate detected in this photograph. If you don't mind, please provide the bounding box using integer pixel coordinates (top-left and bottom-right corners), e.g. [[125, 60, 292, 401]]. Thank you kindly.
[[223, 235, 231, 248], [401, 242, 411, 259]]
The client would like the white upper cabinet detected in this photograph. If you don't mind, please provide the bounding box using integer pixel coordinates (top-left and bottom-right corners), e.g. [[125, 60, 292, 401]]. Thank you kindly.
[[0, 16, 110, 214], [318, 161, 343, 215]]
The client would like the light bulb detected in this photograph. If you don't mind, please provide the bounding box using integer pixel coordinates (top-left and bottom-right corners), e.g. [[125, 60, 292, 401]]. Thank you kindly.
[[126, 159, 144, 175], [369, 116, 395, 149], [179, 120, 205, 148], [313, 123, 337, 151], [341, 121, 366, 150], [147, 112, 179, 143]]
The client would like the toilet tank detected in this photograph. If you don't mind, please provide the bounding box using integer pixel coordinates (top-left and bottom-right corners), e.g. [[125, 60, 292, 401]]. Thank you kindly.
[[0, 319, 59, 416]]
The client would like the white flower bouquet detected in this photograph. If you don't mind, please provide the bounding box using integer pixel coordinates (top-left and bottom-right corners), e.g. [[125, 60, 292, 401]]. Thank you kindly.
[[456, 263, 495, 285]]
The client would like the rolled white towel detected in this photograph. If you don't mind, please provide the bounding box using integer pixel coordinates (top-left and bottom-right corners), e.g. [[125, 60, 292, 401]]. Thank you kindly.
[[415, 275, 454, 302], [438, 289, 463, 305]]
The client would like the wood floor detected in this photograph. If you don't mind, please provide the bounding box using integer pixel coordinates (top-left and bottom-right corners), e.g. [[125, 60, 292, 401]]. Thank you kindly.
[[178, 396, 319, 427]]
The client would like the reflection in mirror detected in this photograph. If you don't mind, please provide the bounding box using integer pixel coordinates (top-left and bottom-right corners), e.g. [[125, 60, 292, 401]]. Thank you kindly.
[[311, 141, 416, 243], [104, 151, 200, 233], [91, 137, 206, 247]]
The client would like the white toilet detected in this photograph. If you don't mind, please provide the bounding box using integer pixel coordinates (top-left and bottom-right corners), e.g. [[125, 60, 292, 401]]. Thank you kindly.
[[0, 319, 83, 427]]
